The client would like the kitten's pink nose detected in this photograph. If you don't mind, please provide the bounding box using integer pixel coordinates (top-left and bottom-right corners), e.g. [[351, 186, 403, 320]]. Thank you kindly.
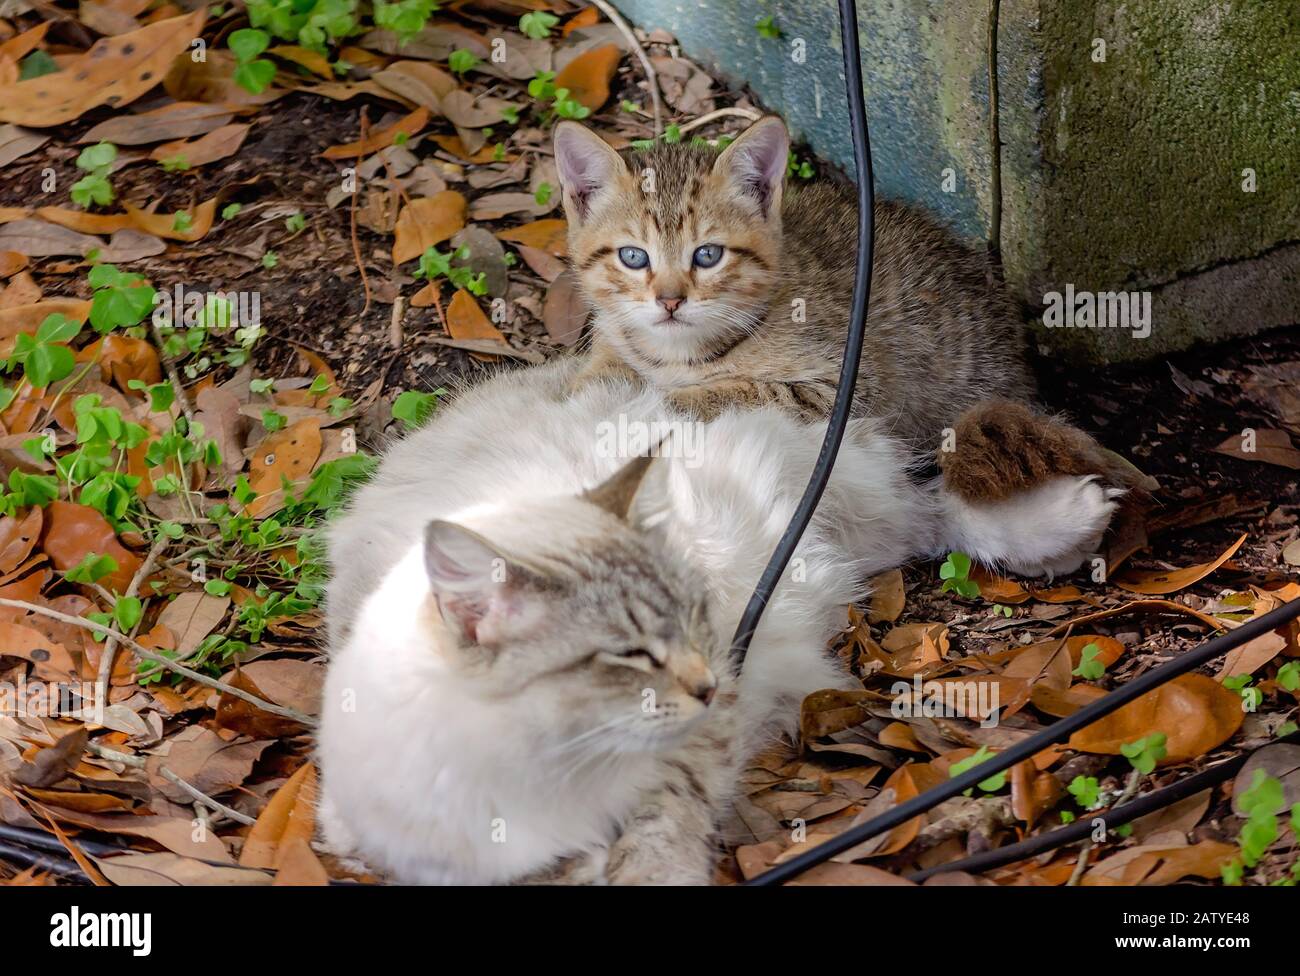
[[657, 296, 684, 314]]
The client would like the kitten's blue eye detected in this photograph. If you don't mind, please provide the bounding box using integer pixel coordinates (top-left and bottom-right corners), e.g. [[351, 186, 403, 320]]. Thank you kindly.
[[618, 247, 650, 269], [693, 244, 724, 268]]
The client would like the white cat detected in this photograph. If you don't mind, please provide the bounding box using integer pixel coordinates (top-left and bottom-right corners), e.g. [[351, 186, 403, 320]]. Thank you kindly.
[[317, 358, 1117, 884]]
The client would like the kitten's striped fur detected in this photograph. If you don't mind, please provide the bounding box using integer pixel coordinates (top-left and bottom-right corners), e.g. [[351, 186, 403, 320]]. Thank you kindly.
[[555, 118, 1138, 501]]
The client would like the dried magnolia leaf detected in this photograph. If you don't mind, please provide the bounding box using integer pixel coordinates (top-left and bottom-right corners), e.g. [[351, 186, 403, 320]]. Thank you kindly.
[[392, 191, 466, 265], [0, 11, 207, 126], [1067, 673, 1244, 763], [1112, 533, 1246, 595], [321, 107, 428, 159]]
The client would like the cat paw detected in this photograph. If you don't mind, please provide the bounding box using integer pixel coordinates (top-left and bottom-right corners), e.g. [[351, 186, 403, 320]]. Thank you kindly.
[[938, 399, 1112, 503], [940, 474, 1122, 581]]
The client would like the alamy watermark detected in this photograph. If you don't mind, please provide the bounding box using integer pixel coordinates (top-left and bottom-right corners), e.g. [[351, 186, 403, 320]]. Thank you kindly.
[[890, 674, 1000, 728], [595, 415, 706, 468], [1042, 284, 1151, 339], [152, 284, 262, 335], [0, 677, 105, 724]]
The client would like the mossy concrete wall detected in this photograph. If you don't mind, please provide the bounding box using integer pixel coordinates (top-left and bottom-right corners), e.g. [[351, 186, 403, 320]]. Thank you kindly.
[[613, 0, 1300, 362]]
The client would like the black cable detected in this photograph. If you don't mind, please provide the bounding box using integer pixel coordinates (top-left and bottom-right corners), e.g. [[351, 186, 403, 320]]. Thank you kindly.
[[749, 593, 1300, 884], [906, 732, 1299, 883], [728, 0, 874, 664]]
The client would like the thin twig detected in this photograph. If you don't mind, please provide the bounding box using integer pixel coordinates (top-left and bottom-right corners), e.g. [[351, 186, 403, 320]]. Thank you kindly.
[[0, 598, 315, 726], [97, 533, 169, 693], [350, 108, 373, 319], [589, 0, 663, 135], [159, 768, 257, 826], [389, 295, 405, 348], [676, 106, 762, 135]]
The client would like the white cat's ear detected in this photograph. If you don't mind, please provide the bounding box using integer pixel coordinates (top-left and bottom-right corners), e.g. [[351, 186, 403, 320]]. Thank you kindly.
[[553, 121, 626, 222], [424, 520, 542, 648], [713, 116, 789, 218]]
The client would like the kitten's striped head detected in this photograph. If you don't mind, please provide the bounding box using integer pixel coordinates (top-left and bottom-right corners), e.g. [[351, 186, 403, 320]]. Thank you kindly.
[[423, 453, 721, 753], [554, 117, 789, 366]]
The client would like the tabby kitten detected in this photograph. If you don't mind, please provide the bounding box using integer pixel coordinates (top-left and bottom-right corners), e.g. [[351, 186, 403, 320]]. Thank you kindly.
[[554, 118, 1129, 501]]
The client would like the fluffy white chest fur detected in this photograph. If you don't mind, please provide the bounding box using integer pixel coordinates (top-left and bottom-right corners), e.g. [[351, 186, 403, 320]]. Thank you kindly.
[[318, 359, 1118, 884]]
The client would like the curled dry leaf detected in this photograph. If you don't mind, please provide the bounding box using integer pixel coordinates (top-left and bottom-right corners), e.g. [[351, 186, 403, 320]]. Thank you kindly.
[[239, 762, 318, 869], [1112, 533, 1247, 595], [0, 11, 207, 126], [1067, 673, 1244, 763], [321, 106, 429, 159], [123, 198, 217, 242], [0, 621, 77, 682], [149, 122, 250, 168], [392, 190, 467, 265]]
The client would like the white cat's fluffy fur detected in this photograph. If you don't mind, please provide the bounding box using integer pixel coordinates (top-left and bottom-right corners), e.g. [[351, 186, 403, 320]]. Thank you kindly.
[[318, 358, 1117, 884]]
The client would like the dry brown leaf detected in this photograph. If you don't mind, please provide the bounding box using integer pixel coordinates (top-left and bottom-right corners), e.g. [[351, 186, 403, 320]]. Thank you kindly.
[[123, 197, 217, 242], [0, 250, 27, 278], [542, 270, 586, 346], [553, 43, 621, 111], [240, 762, 318, 869], [80, 101, 234, 145], [0, 23, 50, 64], [1048, 599, 1225, 635], [1010, 758, 1063, 826], [268, 45, 333, 78], [273, 837, 330, 885], [245, 418, 323, 518], [156, 591, 230, 654], [1067, 673, 1244, 763], [93, 851, 272, 886], [1083, 839, 1237, 886], [0, 11, 206, 126], [1112, 533, 1247, 595], [867, 568, 906, 623], [39, 500, 140, 593], [1213, 428, 1300, 470], [145, 725, 270, 804], [372, 60, 457, 110], [0, 507, 41, 574], [445, 287, 507, 351], [496, 217, 569, 256], [321, 106, 429, 158], [32, 207, 135, 235], [392, 190, 466, 264], [149, 122, 250, 168]]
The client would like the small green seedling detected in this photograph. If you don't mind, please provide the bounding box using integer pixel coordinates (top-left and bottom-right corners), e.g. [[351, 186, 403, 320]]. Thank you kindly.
[[72, 142, 117, 209], [948, 745, 1006, 796], [939, 551, 979, 598], [1072, 642, 1106, 680], [1120, 733, 1167, 775]]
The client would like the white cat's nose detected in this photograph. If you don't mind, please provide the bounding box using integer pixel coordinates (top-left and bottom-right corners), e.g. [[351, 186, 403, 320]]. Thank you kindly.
[[657, 295, 684, 314]]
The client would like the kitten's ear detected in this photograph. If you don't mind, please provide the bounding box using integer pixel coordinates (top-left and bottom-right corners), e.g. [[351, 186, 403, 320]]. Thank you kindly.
[[424, 520, 543, 648], [582, 447, 662, 521], [712, 116, 789, 218], [553, 120, 627, 222]]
